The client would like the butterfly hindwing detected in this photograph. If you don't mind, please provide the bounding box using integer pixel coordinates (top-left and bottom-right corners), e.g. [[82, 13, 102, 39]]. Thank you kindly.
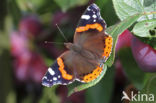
[[42, 54, 74, 87], [59, 50, 104, 83]]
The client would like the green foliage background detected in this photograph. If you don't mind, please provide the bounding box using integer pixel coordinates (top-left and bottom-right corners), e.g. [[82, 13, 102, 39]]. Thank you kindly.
[[0, 0, 156, 103]]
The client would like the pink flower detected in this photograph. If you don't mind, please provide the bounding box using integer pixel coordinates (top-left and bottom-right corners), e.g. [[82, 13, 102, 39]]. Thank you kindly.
[[19, 15, 42, 37], [131, 36, 156, 72], [14, 52, 47, 83], [10, 31, 29, 57], [116, 30, 132, 52], [29, 52, 47, 83], [10, 30, 47, 83]]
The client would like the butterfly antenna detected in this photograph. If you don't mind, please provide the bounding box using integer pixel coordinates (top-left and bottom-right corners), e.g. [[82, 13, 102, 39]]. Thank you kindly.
[[44, 41, 64, 45], [56, 24, 68, 42]]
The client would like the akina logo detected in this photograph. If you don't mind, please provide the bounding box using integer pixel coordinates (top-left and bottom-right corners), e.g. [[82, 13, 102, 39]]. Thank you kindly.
[[121, 91, 155, 102]]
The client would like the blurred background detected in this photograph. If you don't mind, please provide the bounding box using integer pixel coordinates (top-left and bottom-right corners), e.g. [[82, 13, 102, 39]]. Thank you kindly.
[[0, 0, 156, 103]]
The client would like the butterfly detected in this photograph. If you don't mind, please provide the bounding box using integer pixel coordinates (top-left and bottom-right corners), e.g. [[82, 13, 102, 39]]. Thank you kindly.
[[42, 3, 113, 87]]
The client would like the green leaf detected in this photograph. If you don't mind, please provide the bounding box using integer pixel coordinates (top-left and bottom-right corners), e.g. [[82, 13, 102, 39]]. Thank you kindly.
[[37, 0, 58, 14], [67, 65, 107, 96], [6, 91, 16, 103], [130, 73, 156, 103], [8, 0, 21, 26], [0, 50, 14, 103], [112, 0, 156, 21], [39, 86, 60, 103], [54, 0, 89, 12], [85, 66, 115, 103], [0, 32, 10, 50], [42, 56, 54, 67], [141, 74, 156, 102], [138, 37, 156, 50], [17, 0, 50, 13], [95, 0, 119, 26], [132, 19, 156, 37], [105, 14, 141, 67], [132, 19, 156, 49], [118, 48, 146, 90], [0, 0, 7, 30]]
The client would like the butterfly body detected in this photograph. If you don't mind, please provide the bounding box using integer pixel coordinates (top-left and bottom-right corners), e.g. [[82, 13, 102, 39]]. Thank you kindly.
[[42, 3, 113, 87]]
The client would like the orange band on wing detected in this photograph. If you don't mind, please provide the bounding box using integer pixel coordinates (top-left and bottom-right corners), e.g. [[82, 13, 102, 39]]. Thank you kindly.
[[83, 66, 102, 83], [102, 35, 113, 58], [76, 23, 103, 32], [57, 57, 73, 80]]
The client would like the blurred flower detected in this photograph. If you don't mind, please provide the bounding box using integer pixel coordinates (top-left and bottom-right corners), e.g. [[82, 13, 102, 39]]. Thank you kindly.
[[13, 50, 47, 83], [14, 54, 31, 82], [10, 19, 47, 83], [29, 52, 47, 83], [56, 86, 85, 103], [115, 30, 132, 52], [115, 30, 132, 83], [19, 15, 42, 37], [115, 59, 126, 84], [131, 36, 156, 72], [52, 11, 69, 27], [10, 31, 29, 57]]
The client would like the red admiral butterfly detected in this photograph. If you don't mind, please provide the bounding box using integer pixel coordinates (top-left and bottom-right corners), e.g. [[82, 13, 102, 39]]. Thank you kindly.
[[42, 3, 113, 87]]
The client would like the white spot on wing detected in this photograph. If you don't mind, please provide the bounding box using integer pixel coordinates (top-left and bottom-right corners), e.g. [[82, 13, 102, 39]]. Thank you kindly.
[[92, 14, 97, 18], [42, 83, 50, 87], [63, 83, 67, 85], [87, 8, 91, 11], [81, 15, 90, 20], [58, 75, 60, 78], [53, 77, 57, 81], [48, 67, 55, 75], [42, 76, 47, 80]]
